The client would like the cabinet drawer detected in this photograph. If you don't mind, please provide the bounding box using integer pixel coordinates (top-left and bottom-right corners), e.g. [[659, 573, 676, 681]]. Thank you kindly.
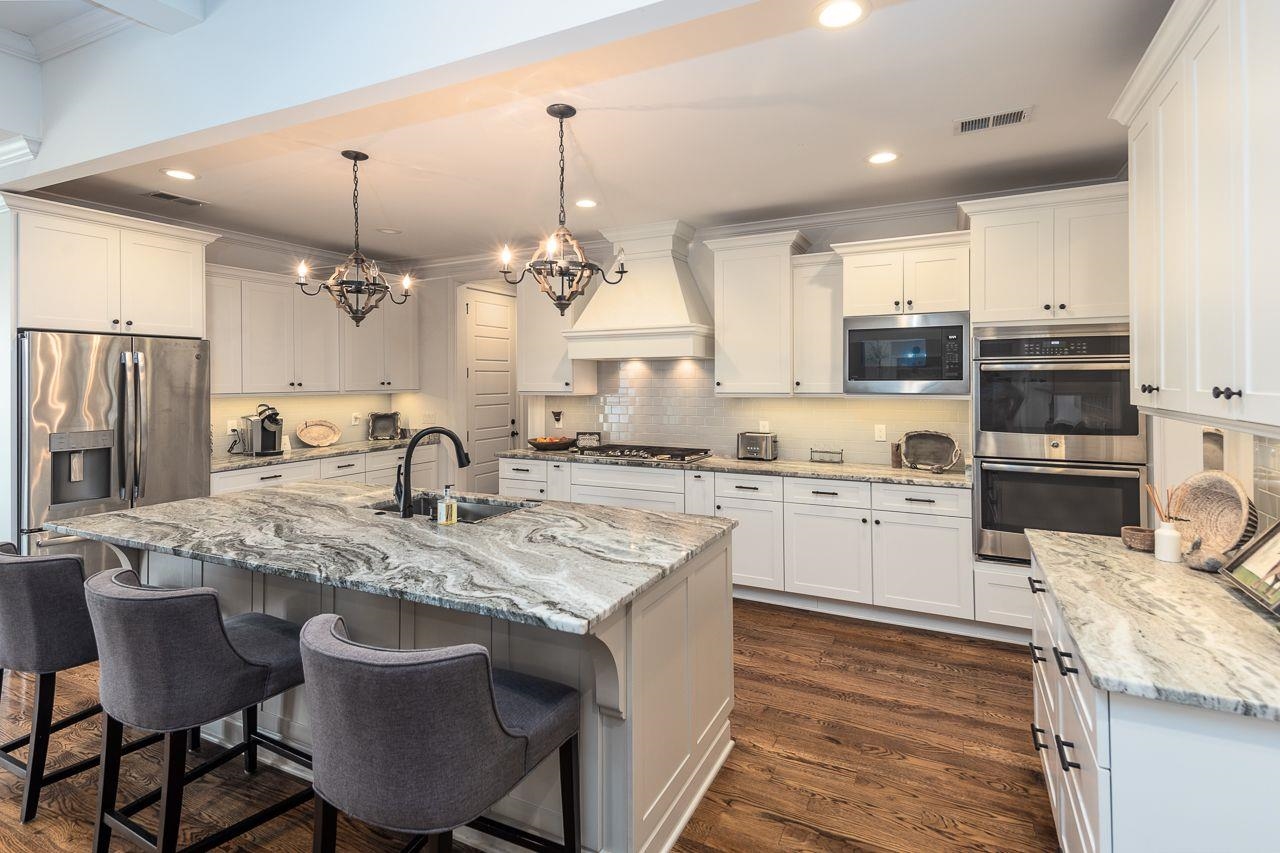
[[714, 472, 784, 501], [1056, 623, 1110, 768], [324, 471, 367, 484], [498, 478, 547, 500], [783, 478, 871, 508], [365, 462, 432, 489], [871, 483, 970, 517], [1032, 590, 1059, 722], [570, 463, 684, 493], [974, 561, 1034, 629], [569, 485, 685, 514], [499, 459, 549, 482], [211, 460, 322, 494], [1059, 701, 1112, 853], [321, 455, 366, 478], [1033, 670, 1061, 827], [367, 445, 435, 473]]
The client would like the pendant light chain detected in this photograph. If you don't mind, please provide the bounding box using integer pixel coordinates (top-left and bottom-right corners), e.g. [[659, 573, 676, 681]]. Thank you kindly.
[[557, 115, 567, 228], [351, 156, 361, 253]]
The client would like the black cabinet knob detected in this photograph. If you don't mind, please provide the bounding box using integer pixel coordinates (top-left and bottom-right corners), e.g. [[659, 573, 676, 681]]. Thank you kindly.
[[1223, 386, 1242, 399], [125, 320, 133, 326], [111, 319, 120, 325], [906, 299, 913, 307], [795, 380, 800, 387], [564, 381, 570, 387], [873, 519, 881, 525], [288, 382, 295, 387], [861, 518, 868, 524], [297, 383, 302, 388], [1139, 384, 1148, 393], [1043, 304, 1052, 311], [1212, 386, 1224, 399], [894, 300, 901, 307], [715, 381, 722, 387], [715, 504, 722, 511], [1058, 303, 1066, 310]]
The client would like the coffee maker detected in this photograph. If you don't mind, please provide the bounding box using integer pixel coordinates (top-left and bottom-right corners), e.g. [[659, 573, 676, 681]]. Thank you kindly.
[[230, 404, 285, 456]]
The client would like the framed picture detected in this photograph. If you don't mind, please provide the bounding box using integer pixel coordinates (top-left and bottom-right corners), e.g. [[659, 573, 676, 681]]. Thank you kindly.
[[1221, 522, 1280, 613]]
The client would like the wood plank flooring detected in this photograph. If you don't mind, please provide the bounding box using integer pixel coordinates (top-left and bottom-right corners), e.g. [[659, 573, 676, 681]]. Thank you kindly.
[[0, 600, 1056, 852]]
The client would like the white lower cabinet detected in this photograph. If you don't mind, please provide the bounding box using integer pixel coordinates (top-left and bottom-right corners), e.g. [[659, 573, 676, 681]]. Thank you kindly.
[[783, 502, 873, 603], [870, 510, 974, 620], [684, 471, 715, 515], [714, 495, 785, 591], [211, 460, 322, 494], [212, 447, 437, 495], [546, 462, 572, 501], [498, 479, 547, 500], [974, 561, 1035, 629], [570, 484, 685, 513]]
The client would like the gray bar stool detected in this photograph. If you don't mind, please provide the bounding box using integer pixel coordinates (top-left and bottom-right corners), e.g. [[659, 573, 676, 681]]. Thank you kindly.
[[84, 567, 314, 853], [0, 544, 162, 822], [300, 614, 581, 853]]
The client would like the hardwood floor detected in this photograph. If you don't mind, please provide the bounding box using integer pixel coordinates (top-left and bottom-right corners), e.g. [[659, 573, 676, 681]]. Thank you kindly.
[[0, 600, 1056, 852]]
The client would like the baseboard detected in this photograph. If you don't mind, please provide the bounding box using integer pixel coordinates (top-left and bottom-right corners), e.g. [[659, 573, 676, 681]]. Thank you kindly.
[[733, 586, 1030, 644], [640, 722, 735, 853]]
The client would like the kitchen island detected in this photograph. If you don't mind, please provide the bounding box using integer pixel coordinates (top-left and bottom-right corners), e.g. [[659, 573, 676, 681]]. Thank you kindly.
[[49, 482, 737, 853]]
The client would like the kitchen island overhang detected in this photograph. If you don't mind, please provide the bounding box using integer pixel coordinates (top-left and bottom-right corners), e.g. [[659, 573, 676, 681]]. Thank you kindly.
[[50, 482, 737, 853]]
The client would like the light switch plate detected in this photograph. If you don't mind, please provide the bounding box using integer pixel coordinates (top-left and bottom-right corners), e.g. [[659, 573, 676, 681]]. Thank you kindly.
[[759, 420, 770, 433], [875, 424, 887, 442], [225, 419, 238, 435], [351, 413, 361, 426]]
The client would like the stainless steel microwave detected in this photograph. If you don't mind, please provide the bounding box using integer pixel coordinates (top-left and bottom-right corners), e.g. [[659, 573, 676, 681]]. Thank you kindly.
[[843, 311, 969, 395]]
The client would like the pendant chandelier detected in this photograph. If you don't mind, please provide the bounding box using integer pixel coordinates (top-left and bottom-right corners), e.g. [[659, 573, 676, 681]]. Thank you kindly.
[[297, 150, 410, 326], [499, 104, 626, 315]]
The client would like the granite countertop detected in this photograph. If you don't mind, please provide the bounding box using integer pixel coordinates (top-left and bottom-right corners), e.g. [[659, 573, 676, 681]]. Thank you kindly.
[[48, 482, 735, 635], [497, 449, 971, 488], [1027, 529, 1280, 721], [211, 437, 440, 474]]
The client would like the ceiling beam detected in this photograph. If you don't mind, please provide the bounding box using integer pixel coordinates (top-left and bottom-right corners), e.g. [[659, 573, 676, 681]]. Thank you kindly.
[[89, 0, 206, 34]]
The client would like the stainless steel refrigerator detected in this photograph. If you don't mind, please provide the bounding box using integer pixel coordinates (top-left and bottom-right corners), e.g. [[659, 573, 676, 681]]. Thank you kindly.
[[17, 330, 210, 569]]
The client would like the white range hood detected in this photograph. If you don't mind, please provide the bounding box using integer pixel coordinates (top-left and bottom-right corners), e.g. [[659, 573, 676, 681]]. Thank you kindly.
[[563, 220, 713, 360]]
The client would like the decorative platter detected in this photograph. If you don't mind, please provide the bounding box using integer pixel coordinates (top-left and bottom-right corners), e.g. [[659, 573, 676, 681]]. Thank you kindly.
[[529, 436, 577, 451], [1168, 470, 1258, 554], [295, 419, 341, 447]]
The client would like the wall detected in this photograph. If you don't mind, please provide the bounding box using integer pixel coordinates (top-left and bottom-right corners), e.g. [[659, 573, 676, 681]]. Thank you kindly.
[[1255, 437, 1280, 533], [210, 393, 393, 463], [545, 359, 969, 464]]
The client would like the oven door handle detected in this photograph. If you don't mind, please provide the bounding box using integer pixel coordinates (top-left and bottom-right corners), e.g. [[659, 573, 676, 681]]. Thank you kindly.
[[978, 361, 1129, 372], [979, 462, 1143, 479]]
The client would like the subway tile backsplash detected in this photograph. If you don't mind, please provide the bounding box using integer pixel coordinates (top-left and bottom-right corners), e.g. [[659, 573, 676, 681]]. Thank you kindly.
[[545, 360, 970, 464], [1255, 436, 1280, 533]]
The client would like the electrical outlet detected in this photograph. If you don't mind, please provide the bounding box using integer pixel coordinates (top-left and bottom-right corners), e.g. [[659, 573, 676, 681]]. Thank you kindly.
[[875, 424, 887, 442], [759, 420, 770, 433], [225, 419, 238, 435], [351, 413, 361, 426]]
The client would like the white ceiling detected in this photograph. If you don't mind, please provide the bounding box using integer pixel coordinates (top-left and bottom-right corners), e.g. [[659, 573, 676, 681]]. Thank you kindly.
[[42, 0, 1172, 262], [0, 1, 94, 37]]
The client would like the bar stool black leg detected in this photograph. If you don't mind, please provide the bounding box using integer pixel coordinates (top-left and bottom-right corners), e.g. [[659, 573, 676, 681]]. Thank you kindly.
[[20, 672, 56, 823], [156, 731, 187, 853], [242, 705, 258, 773], [312, 796, 337, 853], [425, 831, 451, 853], [559, 734, 580, 852], [188, 726, 202, 753], [93, 715, 123, 853]]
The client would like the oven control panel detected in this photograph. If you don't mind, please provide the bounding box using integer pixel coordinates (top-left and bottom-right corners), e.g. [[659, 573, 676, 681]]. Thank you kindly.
[[977, 334, 1129, 359]]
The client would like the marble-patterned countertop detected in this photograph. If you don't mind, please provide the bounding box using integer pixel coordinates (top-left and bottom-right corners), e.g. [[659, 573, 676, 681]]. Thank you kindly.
[[47, 482, 735, 635], [211, 437, 439, 474], [497, 449, 971, 488], [1027, 529, 1280, 721]]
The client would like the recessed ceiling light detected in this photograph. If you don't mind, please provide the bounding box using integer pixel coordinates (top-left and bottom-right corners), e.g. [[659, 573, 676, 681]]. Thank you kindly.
[[161, 168, 197, 180], [376, 227, 403, 235], [817, 0, 865, 29], [867, 151, 898, 165], [575, 199, 597, 208]]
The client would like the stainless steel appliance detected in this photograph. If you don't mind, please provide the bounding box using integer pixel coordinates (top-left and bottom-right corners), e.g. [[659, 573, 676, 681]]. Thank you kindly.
[[574, 444, 711, 463], [972, 325, 1148, 562], [231, 405, 284, 456], [737, 432, 778, 461], [17, 331, 211, 569], [843, 311, 969, 395]]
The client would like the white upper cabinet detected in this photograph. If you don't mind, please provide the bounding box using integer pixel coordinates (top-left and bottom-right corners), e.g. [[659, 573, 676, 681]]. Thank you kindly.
[[241, 281, 296, 394], [381, 297, 419, 392], [707, 230, 810, 396], [1113, 0, 1280, 432], [516, 280, 596, 394], [832, 232, 970, 319], [962, 185, 1127, 324], [5, 195, 216, 337], [206, 275, 243, 395], [342, 301, 421, 392], [293, 288, 341, 393], [790, 253, 843, 394]]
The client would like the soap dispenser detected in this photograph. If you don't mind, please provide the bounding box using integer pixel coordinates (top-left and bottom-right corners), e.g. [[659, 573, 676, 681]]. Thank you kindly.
[[437, 485, 458, 525]]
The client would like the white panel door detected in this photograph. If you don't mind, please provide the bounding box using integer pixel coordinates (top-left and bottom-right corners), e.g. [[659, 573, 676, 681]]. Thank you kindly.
[[382, 300, 420, 391], [341, 309, 386, 392], [714, 249, 792, 395], [293, 288, 341, 393], [240, 281, 295, 394], [466, 289, 516, 494], [16, 212, 120, 333], [1053, 201, 1129, 320], [903, 245, 969, 314], [842, 250, 903, 317], [1184, 0, 1242, 418], [783, 502, 873, 604], [1153, 66, 1191, 413], [515, 280, 596, 394], [498, 478, 547, 500], [1128, 102, 1159, 401], [120, 231, 204, 337], [546, 461, 572, 501], [715, 497, 784, 590], [871, 510, 974, 619], [791, 259, 843, 394], [684, 471, 715, 516], [969, 209, 1055, 323], [206, 275, 242, 395]]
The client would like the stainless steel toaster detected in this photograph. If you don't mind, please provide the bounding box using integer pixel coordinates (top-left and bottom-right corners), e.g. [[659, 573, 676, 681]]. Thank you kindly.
[[737, 432, 778, 461]]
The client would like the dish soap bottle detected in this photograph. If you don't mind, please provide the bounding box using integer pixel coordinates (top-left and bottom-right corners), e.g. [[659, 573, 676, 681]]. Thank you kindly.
[[437, 485, 458, 526]]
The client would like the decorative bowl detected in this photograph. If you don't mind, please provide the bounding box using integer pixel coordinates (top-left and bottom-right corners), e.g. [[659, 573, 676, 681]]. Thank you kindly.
[[1169, 471, 1258, 553], [295, 419, 341, 447], [528, 436, 576, 452], [1120, 525, 1155, 552]]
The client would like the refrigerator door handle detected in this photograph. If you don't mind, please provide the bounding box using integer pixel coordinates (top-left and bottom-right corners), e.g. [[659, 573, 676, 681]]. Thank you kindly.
[[120, 351, 137, 501], [135, 351, 148, 500]]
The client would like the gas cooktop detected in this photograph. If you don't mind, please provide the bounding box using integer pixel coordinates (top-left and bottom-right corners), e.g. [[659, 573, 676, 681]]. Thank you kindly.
[[576, 444, 711, 463]]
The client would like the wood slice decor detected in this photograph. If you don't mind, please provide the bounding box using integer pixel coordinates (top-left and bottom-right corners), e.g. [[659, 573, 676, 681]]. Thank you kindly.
[[295, 419, 341, 447], [1168, 471, 1258, 554]]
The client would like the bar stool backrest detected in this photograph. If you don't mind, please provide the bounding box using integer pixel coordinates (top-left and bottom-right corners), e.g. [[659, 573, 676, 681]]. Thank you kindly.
[[0, 547, 97, 674], [84, 568, 270, 731], [300, 613, 526, 835]]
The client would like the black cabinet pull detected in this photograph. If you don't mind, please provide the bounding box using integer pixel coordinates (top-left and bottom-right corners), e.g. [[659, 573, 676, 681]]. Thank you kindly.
[[1030, 723, 1048, 752], [735, 485, 760, 491], [1140, 384, 1160, 394], [337, 463, 356, 470], [259, 474, 283, 481], [1223, 386, 1242, 399], [811, 490, 839, 496], [1052, 646, 1079, 677], [1028, 642, 1047, 663], [1054, 734, 1081, 772], [1043, 304, 1052, 311], [511, 467, 530, 473], [1058, 303, 1066, 310], [1027, 577, 1046, 594], [553, 464, 561, 469], [692, 474, 702, 479], [904, 497, 936, 503]]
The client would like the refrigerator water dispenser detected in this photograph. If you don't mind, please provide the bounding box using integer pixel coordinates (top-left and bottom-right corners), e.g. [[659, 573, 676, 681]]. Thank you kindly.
[[49, 430, 113, 505]]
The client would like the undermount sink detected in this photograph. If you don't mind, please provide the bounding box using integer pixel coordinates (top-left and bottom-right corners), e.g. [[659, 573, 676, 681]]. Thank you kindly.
[[368, 495, 531, 524]]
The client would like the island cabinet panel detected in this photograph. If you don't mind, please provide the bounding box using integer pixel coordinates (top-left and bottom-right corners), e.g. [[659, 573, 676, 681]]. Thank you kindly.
[[201, 561, 254, 618], [871, 510, 974, 620], [783, 502, 873, 604], [260, 575, 323, 741], [333, 588, 402, 650]]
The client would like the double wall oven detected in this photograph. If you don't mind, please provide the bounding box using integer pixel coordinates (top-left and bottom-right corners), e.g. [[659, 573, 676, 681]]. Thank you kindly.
[[973, 326, 1147, 562]]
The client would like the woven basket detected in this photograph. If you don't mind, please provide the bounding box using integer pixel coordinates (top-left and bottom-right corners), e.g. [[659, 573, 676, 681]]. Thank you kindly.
[[1168, 471, 1258, 554], [900, 430, 962, 472]]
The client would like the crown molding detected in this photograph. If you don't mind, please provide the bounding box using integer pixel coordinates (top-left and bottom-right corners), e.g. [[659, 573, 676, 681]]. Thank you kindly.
[[0, 136, 41, 170], [958, 182, 1127, 217], [0, 27, 38, 62], [832, 230, 970, 256], [2, 191, 218, 242], [1110, 0, 1214, 125], [30, 7, 132, 62]]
